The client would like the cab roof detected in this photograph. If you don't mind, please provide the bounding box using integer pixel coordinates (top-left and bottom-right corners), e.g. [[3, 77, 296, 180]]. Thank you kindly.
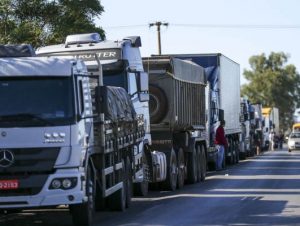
[[36, 33, 141, 55]]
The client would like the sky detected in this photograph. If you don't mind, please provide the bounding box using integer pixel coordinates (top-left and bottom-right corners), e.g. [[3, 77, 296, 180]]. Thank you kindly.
[[98, 0, 300, 84]]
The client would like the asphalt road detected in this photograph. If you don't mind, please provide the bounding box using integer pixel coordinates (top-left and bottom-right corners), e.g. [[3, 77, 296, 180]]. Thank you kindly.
[[2, 146, 300, 226]]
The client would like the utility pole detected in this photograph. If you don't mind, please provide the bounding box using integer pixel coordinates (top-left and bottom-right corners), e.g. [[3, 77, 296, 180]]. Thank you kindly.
[[149, 21, 168, 55]]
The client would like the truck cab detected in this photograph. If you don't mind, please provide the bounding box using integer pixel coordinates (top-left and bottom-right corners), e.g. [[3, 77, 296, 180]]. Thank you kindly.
[[1, 45, 145, 225], [0, 56, 91, 210], [240, 98, 255, 158]]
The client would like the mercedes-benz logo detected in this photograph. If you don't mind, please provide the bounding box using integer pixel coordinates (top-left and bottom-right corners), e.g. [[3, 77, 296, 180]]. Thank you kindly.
[[0, 149, 15, 168]]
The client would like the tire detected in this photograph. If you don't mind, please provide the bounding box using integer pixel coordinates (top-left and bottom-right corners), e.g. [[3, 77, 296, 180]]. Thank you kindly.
[[149, 85, 168, 124], [108, 187, 126, 211], [162, 149, 177, 191], [177, 148, 185, 189], [222, 152, 226, 169], [235, 141, 240, 164], [228, 139, 234, 165], [133, 180, 149, 197], [95, 182, 105, 211], [125, 157, 133, 208], [196, 145, 202, 182], [200, 146, 206, 182], [240, 151, 246, 160], [108, 159, 126, 211], [187, 146, 197, 184], [70, 166, 95, 226], [133, 152, 149, 197]]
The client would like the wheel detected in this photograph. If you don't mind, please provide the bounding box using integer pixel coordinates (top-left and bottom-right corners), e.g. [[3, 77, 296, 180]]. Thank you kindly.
[[125, 156, 133, 208], [196, 145, 202, 182], [161, 149, 177, 191], [108, 159, 126, 211], [240, 142, 247, 160], [235, 141, 240, 164], [240, 151, 246, 160], [70, 166, 95, 226], [200, 146, 206, 181], [228, 139, 234, 165], [187, 146, 197, 184], [133, 152, 149, 196], [177, 148, 185, 189], [95, 182, 105, 211], [222, 152, 226, 169], [108, 187, 126, 211], [133, 180, 149, 196], [149, 85, 168, 123]]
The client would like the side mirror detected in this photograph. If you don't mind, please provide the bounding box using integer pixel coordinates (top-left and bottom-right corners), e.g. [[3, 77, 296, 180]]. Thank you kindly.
[[127, 65, 138, 73], [137, 72, 149, 102]]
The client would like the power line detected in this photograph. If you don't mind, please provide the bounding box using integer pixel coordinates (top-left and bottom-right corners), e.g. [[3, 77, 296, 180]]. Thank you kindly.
[[104, 23, 300, 30], [103, 24, 145, 29], [172, 23, 300, 29]]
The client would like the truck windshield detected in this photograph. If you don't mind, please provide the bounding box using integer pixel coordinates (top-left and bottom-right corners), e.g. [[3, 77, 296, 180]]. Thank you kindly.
[[0, 77, 75, 127], [102, 61, 127, 91]]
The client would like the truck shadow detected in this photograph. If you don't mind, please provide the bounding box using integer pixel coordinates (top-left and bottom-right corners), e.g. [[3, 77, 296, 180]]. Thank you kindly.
[[2, 150, 300, 226], [0, 208, 73, 226], [91, 150, 300, 225]]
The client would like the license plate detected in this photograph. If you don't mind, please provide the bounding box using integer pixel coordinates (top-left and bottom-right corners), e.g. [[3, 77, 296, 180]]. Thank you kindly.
[[0, 180, 19, 190]]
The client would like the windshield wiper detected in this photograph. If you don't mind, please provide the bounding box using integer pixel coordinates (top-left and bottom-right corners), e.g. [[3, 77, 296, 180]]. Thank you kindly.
[[0, 113, 55, 126]]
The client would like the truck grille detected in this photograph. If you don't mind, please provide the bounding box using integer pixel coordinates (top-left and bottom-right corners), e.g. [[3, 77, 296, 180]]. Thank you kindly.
[[0, 148, 60, 196]]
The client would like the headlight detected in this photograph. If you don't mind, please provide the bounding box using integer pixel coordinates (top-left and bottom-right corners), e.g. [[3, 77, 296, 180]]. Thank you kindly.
[[288, 140, 295, 146], [49, 177, 77, 190]]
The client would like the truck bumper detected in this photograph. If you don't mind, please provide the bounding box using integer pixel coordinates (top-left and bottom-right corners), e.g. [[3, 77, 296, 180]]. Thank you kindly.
[[0, 169, 85, 209]]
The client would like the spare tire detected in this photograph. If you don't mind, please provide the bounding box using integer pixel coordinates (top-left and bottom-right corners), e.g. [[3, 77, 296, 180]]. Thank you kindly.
[[149, 85, 168, 124]]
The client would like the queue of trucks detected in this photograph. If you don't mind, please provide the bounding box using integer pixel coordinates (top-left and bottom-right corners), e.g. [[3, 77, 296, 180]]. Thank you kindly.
[[0, 33, 280, 226]]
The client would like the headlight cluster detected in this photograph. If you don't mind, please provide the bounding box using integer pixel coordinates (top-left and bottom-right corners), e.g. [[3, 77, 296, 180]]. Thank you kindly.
[[49, 177, 77, 190], [288, 140, 295, 147]]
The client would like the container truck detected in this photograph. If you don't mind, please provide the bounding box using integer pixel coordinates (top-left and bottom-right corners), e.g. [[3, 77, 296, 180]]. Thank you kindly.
[[0, 45, 145, 226], [143, 56, 208, 189], [164, 54, 241, 167]]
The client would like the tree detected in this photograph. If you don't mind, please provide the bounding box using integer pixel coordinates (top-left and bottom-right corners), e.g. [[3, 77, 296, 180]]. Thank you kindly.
[[0, 0, 105, 47], [242, 52, 300, 131]]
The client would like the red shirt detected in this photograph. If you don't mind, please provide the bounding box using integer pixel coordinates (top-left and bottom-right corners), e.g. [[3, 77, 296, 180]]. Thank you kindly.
[[215, 125, 228, 148]]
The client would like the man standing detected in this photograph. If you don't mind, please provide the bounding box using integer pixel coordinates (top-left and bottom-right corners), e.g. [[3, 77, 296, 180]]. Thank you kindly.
[[215, 120, 228, 170]]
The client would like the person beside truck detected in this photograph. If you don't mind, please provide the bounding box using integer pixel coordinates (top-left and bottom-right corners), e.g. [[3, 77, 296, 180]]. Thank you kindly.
[[215, 120, 228, 170]]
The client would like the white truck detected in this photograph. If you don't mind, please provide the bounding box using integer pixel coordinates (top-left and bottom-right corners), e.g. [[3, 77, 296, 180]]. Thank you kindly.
[[37, 33, 151, 196], [240, 98, 255, 159], [0, 44, 144, 226]]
